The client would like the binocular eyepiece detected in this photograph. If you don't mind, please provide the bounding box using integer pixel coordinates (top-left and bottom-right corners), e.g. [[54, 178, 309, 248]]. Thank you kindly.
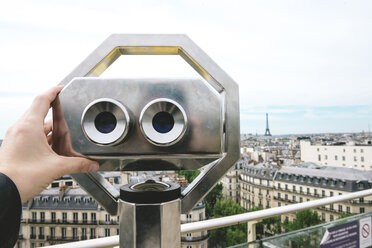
[[81, 98, 187, 147]]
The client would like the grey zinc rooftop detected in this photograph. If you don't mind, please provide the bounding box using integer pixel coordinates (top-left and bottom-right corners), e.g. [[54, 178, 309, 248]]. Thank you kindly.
[[30, 187, 99, 210], [241, 161, 372, 192]]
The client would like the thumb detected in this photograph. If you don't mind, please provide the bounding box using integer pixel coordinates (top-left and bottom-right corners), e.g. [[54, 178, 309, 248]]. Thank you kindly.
[[59, 157, 99, 175]]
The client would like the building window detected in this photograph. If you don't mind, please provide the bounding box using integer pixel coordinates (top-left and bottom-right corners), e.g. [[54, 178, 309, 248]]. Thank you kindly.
[[360, 197, 364, 203], [330, 191, 333, 197], [318, 155, 321, 161], [285, 184, 288, 190], [335, 155, 338, 160], [314, 189, 318, 196], [51, 212, 56, 223], [360, 208, 365, 213], [32, 212, 37, 222], [361, 156, 364, 162], [105, 228, 110, 237], [82, 228, 87, 239], [73, 212, 78, 223], [338, 205, 342, 213], [62, 228, 66, 239], [342, 156, 345, 161], [330, 204, 334, 211], [317, 148, 320, 152], [186, 233, 192, 241], [278, 193, 281, 199], [39, 227, 44, 237], [199, 213, 203, 221], [347, 206, 350, 213], [307, 188, 310, 195], [105, 214, 110, 223], [278, 202, 281, 207], [90, 228, 96, 239], [186, 214, 192, 222], [361, 149, 364, 153], [293, 186, 296, 192], [292, 196, 296, 203], [62, 212, 67, 223], [50, 227, 55, 238], [91, 213, 96, 223], [300, 187, 303, 193], [117, 229, 119, 235], [322, 190, 325, 197], [325, 155, 328, 160], [330, 215, 334, 221], [285, 194, 288, 200], [277, 183, 281, 189], [321, 213, 325, 221], [73, 228, 77, 239], [31, 226, 35, 235], [82, 213, 87, 224], [300, 197, 303, 203]]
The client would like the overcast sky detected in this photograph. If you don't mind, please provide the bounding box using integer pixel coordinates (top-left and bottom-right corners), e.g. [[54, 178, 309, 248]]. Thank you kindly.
[[1, 0, 372, 137]]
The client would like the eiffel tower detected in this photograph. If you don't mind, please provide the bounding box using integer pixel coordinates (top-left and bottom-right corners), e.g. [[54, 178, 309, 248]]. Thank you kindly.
[[264, 113, 272, 136]]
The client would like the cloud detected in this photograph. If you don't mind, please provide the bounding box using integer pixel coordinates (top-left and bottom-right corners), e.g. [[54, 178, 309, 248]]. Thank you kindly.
[[1, 0, 372, 135]]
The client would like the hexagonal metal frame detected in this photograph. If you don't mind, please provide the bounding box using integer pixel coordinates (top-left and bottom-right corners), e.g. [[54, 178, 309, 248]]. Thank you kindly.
[[59, 34, 240, 214]]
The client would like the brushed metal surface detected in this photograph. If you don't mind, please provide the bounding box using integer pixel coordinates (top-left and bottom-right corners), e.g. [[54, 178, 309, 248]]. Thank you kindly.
[[53, 34, 240, 216], [119, 199, 181, 248], [57, 77, 223, 171]]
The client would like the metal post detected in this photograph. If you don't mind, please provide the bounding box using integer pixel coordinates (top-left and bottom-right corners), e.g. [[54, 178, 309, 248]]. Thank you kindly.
[[119, 180, 181, 248]]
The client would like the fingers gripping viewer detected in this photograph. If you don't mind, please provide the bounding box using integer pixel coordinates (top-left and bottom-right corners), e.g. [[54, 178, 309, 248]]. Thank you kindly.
[[0, 86, 99, 248]]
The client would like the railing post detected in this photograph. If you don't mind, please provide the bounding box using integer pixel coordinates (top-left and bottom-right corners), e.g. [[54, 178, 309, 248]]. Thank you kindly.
[[247, 220, 258, 242]]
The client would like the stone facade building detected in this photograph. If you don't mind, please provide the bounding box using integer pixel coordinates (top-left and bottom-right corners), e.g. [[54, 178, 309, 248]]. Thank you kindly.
[[16, 172, 208, 248], [223, 160, 372, 227]]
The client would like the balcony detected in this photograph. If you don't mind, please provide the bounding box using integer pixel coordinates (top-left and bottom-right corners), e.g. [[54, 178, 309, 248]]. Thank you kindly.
[[181, 232, 210, 243], [47, 236, 79, 242], [30, 234, 36, 239], [27, 219, 98, 225], [39, 234, 45, 240]]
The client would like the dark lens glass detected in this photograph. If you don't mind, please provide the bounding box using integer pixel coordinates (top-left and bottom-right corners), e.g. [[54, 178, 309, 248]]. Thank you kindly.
[[152, 112, 174, 133], [94, 112, 117, 134]]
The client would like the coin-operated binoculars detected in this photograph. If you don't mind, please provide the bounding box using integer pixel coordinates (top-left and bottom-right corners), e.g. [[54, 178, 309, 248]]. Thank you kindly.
[[52, 34, 239, 248]]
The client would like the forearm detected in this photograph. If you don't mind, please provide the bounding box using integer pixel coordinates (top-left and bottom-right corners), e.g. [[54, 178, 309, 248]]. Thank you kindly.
[[0, 172, 21, 248]]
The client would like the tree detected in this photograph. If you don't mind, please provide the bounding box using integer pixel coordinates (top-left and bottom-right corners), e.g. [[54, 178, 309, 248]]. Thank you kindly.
[[208, 198, 247, 247], [338, 213, 354, 219], [286, 210, 321, 232], [177, 170, 200, 183], [204, 183, 223, 217]]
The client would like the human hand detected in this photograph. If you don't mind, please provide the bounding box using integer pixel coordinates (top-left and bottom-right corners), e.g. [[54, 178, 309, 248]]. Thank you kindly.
[[0, 86, 99, 202]]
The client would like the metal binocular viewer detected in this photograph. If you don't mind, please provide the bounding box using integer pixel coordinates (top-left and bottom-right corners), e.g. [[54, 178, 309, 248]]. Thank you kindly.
[[52, 34, 239, 247]]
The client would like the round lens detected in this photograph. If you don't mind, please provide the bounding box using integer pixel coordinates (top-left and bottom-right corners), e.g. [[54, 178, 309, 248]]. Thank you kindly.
[[94, 112, 117, 134], [152, 112, 174, 133]]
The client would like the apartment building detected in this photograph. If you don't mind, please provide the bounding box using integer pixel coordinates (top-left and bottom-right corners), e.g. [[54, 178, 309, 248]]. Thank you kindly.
[[239, 162, 372, 225], [300, 140, 372, 170], [16, 172, 208, 248], [180, 201, 209, 248]]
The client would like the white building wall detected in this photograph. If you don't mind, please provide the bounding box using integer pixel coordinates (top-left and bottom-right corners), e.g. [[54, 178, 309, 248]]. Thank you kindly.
[[300, 140, 372, 170]]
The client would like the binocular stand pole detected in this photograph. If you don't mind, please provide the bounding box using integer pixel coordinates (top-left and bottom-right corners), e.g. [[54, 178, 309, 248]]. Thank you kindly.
[[119, 180, 181, 248]]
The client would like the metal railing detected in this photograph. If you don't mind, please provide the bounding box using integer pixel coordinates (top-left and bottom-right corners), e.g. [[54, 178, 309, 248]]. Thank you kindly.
[[44, 188, 372, 248]]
